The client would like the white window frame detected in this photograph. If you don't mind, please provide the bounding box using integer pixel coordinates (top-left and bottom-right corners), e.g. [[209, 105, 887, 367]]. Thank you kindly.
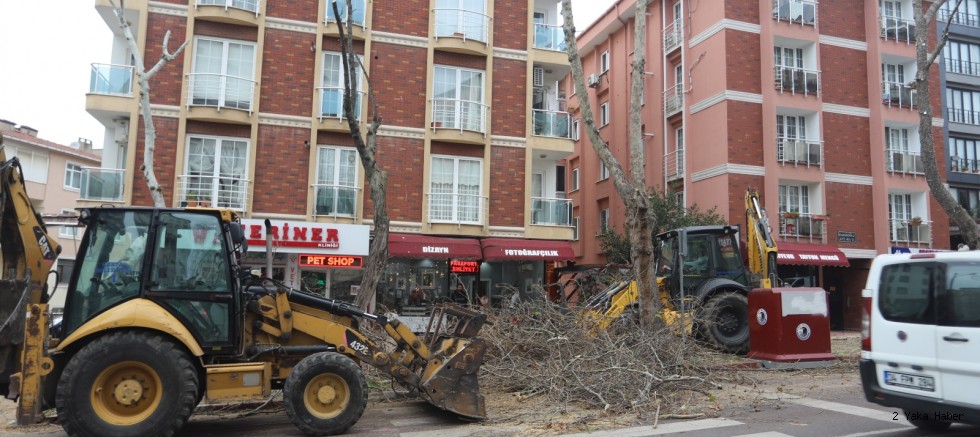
[[7, 145, 49, 183], [599, 162, 609, 181], [571, 168, 580, 191], [64, 162, 83, 191], [599, 102, 609, 126], [778, 183, 811, 214], [58, 208, 79, 239], [572, 216, 580, 241], [429, 155, 484, 224], [598, 208, 610, 234], [325, 0, 366, 26], [189, 36, 257, 111], [320, 51, 363, 119], [315, 146, 360, 217], [600, 50, 610, 73], [432, 65, 487, 132], [184, 135, 250, 209], [571, 118, 581, 140]]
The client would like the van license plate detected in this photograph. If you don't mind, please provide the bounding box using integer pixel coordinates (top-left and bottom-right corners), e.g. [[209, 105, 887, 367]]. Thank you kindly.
[[884, 371, 935, 392]]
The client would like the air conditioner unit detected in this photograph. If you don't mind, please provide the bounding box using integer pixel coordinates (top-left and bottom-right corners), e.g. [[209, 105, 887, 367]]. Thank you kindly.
[[587, 73, 600, 88], [533, 67, 544, 87]]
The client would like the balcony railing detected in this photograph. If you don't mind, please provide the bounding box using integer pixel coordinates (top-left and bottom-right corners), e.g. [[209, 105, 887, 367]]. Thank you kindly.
[[79, 167, 125, 202], [533, 23, 566, 51], [532, 109, 572, 139], [779, 212, 826, 243], [427, 193, 487, 226], [886, 149, 924, 174], [187, 73, 256, 114], [531, 197, 572, 226], [325, 0, 366, 26], [880, 14, 916, 43], [664, 83, 684, 115], [777, 137, 823, 166], [431, 98, 487, 133], [317, 86, 363, 120], [196, 0, 259, 15], [664, 149, 684, 182], [177, 174, 250, 211], [663, 19, 682, 52], [951, 157, 980, 174], [940, 8, 980, 28], [89, 63, 134, 96], [312, 184, 360, 217], [882, 81, 916, 109], [772, 0, 817, 26], [947, 107, 980, 125], [890, 219, 932, 245], [434, 8, 490, 43], [945, 58, 980, 77], [774, 66, 820, 96]]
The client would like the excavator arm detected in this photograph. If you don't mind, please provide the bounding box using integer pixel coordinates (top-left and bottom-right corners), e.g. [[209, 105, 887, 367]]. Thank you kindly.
[[744, 187, 779, 289]]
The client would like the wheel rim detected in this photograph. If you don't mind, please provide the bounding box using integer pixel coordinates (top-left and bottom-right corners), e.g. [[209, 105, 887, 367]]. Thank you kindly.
[[90, 361, 163, 426], [718, 306, 744, 337], [304, 373, 350, 420]]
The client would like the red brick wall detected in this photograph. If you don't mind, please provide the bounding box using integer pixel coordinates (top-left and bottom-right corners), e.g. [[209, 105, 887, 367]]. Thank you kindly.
[[430, 142, 483, 158], [253, 125, 310, 215], [145, 14, 188, 106], [725, 0, 760, 24], [194, 21, 258, 41], [322, 37, 365, 53], [372, 0, 429, 37], [825, 182, 875, 250], [727, 102, 764, 166], [265, 0, 319, 21], [371, 137, 425, 221], [727, 174, 764, 223], [261, 29, 316, 117], [820, 46, 868, 107], [817, 0, 866, 41], [371, 42, 428, 127], [725, 31, 762, 94], [186, 121, 250, 138], [823, 113, 871, 176], [433, 51, 487, 70], [131, 117, 180, 207], [489, 146, 525, 227], [491, 58, 526, 137], [493, 0, 528, 50]]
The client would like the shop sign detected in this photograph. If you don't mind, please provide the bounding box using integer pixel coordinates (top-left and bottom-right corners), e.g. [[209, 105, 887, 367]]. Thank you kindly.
[[241, 219, 369, 255], [300, 254, 363, 268], [450, 260, 480, 274], [837, 231, 856, 243]]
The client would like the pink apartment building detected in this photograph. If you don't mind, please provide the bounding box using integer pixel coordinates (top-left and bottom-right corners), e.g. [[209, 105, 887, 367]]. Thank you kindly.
[[566, 0, 948, 329]]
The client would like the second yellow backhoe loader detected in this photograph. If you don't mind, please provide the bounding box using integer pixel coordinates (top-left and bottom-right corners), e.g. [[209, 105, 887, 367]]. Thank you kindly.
[[0, 139, 489, 436]]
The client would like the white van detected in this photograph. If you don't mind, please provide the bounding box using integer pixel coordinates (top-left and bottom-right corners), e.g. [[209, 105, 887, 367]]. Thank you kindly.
[[860, 252, 980, 430]]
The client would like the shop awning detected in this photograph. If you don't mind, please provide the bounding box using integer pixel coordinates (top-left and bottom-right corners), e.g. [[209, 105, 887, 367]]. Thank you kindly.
[[481, 238, 575, 261], [387, 233, 482, 259], [777, 242, 850, 267]]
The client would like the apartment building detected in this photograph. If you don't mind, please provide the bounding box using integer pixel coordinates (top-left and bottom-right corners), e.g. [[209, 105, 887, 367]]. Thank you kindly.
[[566, 0, 949, 329], [940, 0, 980, 248], [84, 0, 575, 309], [0, 119, 101, 287]]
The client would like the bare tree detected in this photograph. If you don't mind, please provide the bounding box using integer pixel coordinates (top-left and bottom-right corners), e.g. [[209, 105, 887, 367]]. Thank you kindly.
[[110, 0, 187, 207], [331, 1, 389, 310], [912, 0, 977, 249], [561, 0, 661, 325]]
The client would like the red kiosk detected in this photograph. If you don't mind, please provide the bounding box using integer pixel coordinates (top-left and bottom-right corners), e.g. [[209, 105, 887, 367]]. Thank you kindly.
[[748, 287, 835, 368]]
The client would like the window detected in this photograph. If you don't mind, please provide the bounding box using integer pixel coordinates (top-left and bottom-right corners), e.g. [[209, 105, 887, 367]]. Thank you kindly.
[[888, 193, 913, 223], [941, 0, 980, 27], [776, 114, 808, 161], [571, 168, 580, 191], [430, 156, 482, 224], [432, 66, 486, 132], [774, 46, 804, 69], [190, 37, 256, 111], [58, 209, 79, 239], [65, 162, 83, 190], [951, 137, 980, 173], [879, 262, 935, 324], [947, 88, 980, 125], [943, 261, 980, 327], [434, 0, 489, 42], [315, 147, 358, 216], [951, 187, 980, 216], [945, 40, 980, 76], [598, 208, 609, 234], [600, 50, 610, 73], [778, 184, 810, 214], [184, 136, 249, 210], [571, 118, 580, 140], [572, 216, 580, 241], [325, 0, 366, 26], [7, 145, 48, 183], [320, 52, 363, 119], [599, 102, 609, 126], [599, 162, 609, 180]]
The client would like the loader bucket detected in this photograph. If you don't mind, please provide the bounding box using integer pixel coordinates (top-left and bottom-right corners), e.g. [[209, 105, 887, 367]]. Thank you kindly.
[[417, 304, 488, 419]]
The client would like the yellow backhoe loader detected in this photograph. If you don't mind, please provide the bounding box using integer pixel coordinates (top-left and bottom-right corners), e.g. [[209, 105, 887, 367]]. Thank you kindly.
[[0, 140, 488, 436]]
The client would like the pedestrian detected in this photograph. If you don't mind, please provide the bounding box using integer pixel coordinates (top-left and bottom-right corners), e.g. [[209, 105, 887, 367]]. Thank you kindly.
[[451, 282, 468, 305], [477, 289, 489, 307], [409, 286, 426, 306]]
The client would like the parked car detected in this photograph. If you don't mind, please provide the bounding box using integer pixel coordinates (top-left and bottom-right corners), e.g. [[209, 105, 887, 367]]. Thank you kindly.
[[860, 252, 980, 430]]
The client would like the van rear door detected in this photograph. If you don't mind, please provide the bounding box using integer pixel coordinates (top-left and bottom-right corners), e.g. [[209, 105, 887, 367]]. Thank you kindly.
[[936, 259, 980, 406], [871, 260, 941, 399]]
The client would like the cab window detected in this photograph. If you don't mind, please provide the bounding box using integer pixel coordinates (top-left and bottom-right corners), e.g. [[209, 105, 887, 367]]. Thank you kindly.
[[942, 261, 980, 327], [148, 212, 230, 292], [879, 262, 935, 324]]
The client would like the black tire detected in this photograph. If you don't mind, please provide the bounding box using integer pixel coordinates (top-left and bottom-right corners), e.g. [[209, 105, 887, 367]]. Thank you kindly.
[[904, 410, 953, 431], [701, 292, 749, 354], [283, 352, 368, 436], [56, 331, 199, 437]]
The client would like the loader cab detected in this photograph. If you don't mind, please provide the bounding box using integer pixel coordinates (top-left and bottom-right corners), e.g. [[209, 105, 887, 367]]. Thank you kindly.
[[655, 226, 751, 302], [63, 208, 244, 354]]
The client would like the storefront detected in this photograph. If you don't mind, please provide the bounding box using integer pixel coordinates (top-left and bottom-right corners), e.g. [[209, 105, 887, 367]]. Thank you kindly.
[[240, 219, 370, 305], [479, 238, 575, 306], [380, 233, 483, 312], [776, 242, 850, 328]]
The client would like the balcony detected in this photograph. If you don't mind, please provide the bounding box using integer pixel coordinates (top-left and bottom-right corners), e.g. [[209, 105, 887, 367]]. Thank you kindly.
[[663, 19, 682, 53], [779, 212, 826, 243], [194, 0, 260, 26], [951, 157, 980, 174], [531, 197, 572, 227], [945, 58, 980, 77], [772, 0, 817, 26], [881, 81, 916, 109], [533, 23, 566, 52], [177, 174, 250, 211], [939, 8, 980, 28], [90, 63, 133, 96], [886, 149, 924, 175], [186, 73, 256, 123], [890, 218, 932, 245], [664, 149, 684, 182], [79, 168, 125, 203], [427, 192, 487, 226], [880, 15, 916, 43], [317, 86, 363, 131], [430, 98, 487, 144], [777, 137, 822, 167], [947, 107, 980, 125], [774, 66, 819, 96], [664, 83, 684, 116], [312, 184, 360, 218], [433, 8, 490, 56], [324, 0, 367, 40], [532, 109, 571, 139]]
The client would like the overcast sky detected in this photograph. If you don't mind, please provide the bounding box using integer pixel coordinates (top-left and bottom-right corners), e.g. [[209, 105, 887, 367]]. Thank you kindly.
[[0, 0, 614, 149]]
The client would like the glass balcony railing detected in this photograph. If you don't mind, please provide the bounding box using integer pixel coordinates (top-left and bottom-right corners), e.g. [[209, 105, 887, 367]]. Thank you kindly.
[[774, 66, 819, 96], [882, 81, 916, 109], [177, 174, 250, 211], [313, 184, 359, 217], [532, 109, 571, 139], [187, 73, 256, 113], [890, 218, 931, 244], [325, 0, 366, 26], [779, 212, 827, 243], [531, 197, 572, 227], [434, 8, 490, 43], [777, 137, 823, 166], [772, 0, 817, 26], [880, 14, 916, 43], [318, 86, 363, 120], [89, 63, 134, 96], [197, 0, 260, 15], [431, 98, 487, 133], [663, 19, 682, 52], [533, 23, 566, 51], [79, 167, 125, 202], [886, 149, 924, 174]]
